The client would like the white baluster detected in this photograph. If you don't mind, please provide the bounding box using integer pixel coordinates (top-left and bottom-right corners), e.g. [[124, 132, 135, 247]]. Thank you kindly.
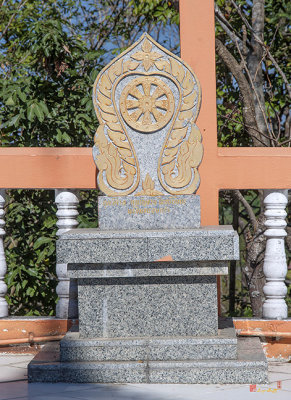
[[55, 189, 79, 319], [0, 190, 8, 317], [262, 189, 288, 319]]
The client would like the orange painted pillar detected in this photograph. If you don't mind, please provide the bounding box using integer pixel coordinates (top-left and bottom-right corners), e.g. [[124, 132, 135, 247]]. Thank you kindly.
[[180, 0, 221, 311], [180, 0, 219, 226]]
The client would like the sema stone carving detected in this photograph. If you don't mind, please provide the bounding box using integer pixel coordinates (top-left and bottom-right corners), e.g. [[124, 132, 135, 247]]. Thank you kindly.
[[93, 33, 202, 196]]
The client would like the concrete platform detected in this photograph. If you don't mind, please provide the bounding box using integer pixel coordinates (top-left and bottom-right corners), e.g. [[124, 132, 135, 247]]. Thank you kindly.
[[28, 336, 268, 384], [2, 351, 290, 400]]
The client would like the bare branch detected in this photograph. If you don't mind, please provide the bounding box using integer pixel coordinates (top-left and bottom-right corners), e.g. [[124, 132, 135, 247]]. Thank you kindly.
[[214, 4, 245, 48], [215, 38, 265, 146], [266, 52, 291, 98], [230, 0, 291, 98], [284, 112, 290, 140], [217, 103, 241, 137], [242, 25, 248, 59], [92, 1, 121, 51], [0, 0, 29, 41], [233, 190, 258, 232], [218, 114, 280, 146], [279, 138, 291, 147], [233, 35, 273, 144]]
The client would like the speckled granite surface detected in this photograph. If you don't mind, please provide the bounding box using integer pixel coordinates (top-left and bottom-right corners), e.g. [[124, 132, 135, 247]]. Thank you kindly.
[[57, 226, 239, 264], [28, 336, 268, 384], [98, 195, 200, 230], [60, 328, 237, 362], [77, 275, 218, 338], [68, 261, 228, 278]]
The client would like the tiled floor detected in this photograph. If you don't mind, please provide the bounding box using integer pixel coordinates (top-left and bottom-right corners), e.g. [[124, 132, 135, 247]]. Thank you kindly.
[[0, 354, 290, 400]]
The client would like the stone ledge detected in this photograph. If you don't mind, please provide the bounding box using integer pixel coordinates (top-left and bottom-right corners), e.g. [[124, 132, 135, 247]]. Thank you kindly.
[[67, 261, 228, 278], [28, 337, 268, 384], [57, 226, 239, 265], [60, 328, 237, 362]]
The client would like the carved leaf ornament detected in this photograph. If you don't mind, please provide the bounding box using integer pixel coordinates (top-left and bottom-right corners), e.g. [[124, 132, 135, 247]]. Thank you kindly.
[[93, 33, 202, 196]]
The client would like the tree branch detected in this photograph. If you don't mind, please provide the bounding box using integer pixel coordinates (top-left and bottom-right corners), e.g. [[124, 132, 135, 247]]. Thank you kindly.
[[214, 4, 245, 49], [215, 38, 264, 146], [0, 0, 29, 41], [218, 114, 277, 146], [230, 0, 291, 98], [233, 190, 258, 232]]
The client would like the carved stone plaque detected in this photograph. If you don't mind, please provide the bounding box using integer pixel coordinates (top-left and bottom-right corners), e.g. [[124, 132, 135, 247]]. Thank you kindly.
[[93, 33, 202, 197]]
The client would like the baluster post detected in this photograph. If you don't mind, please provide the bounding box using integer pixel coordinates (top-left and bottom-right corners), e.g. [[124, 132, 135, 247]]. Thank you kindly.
[[262, 189, 288, 319], [55, 189, 79, 319], [0, 190, 8, 317]]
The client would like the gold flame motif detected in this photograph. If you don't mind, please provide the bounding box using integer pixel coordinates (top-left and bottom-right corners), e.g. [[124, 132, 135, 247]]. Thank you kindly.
[[93, 34, 202, 196], [135, 174, 163, 196]]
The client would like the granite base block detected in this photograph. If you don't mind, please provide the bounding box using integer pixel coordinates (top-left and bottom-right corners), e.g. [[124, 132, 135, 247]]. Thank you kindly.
[[28, 337, 268, 384], [98, 195, 200, 230], [60, 329, 237, 362], [77, 275, 218, 338], [27, 342, 61, 383], [57, 226, 239, 264]]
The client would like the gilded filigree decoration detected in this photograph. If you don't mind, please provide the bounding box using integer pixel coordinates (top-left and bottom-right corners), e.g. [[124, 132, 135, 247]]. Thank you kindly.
[[135, 174, 163, 196], [93, 57, 141, 196], [154, 55, 203, 195], [93, 33, 202, 196], [120, 76, 174, 132], [131, 38, 162, 71]]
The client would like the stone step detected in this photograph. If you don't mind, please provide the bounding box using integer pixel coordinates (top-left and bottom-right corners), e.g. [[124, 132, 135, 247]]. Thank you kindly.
[[28, 337, 268, 384], [60, 328, 237, 362]]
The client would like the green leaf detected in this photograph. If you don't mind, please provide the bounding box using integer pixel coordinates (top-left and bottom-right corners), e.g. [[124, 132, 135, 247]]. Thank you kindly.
[[56, 130, 63, 143], [34, 104, 44, 122], [33, 236, 52, 249], [9, 114, 20, 127], [22, 280, 28, 289], [6, 97, 15, 106], [17, 89, 27, 102], [27, 287, 36, 297], [27, 104, 35, 121], [26, 269, 38, 277], [62, 132, 71, 143], [39, 102, 49, 115]]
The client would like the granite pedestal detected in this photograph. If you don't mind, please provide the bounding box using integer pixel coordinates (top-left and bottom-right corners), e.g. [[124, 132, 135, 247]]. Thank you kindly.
[[58, 225, 238, 340], [28, 217, 268, 384], [28, 33, 268, 384]]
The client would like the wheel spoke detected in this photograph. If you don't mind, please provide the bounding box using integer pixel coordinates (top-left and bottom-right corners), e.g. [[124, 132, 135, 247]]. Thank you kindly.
[[152, 86, 165, 99], [126, 99, 139, 110], [155, 99, 168, 110], [142, 110, 151, 125], [130, 108, 143, 122], [128, 87, 143, 99], [152, 108, 164, 123], [142, 81, 151, 96]]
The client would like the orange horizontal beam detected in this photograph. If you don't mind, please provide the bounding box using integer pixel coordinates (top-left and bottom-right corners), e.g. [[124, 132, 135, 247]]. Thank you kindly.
[[0, 147, 96, 189], [234, 319, 291, 360], [0, 147, 290, 192], [216, 147, 291, 189], [0, 318, 77, 342], [197, 147, 291, 225]]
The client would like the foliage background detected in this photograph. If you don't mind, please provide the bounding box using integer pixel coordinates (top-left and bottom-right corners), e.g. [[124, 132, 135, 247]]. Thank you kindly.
[[0, 0, 289, 316], [0, 0, 180, 315]]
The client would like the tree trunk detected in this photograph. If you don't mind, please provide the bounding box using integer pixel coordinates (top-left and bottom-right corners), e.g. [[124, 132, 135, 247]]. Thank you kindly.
[[247, 0, 270, 146], [229, 194, 239, 314], [242, 213, 266, 317]]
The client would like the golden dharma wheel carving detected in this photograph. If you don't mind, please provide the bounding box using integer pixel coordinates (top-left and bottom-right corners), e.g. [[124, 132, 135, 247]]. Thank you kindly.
[[120, 76, 174, 133]]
